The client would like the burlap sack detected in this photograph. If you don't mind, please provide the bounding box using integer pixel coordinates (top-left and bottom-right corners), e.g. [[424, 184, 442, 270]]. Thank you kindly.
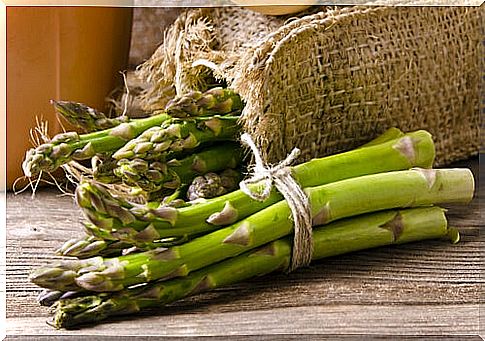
[[135, 6, 481, 165]]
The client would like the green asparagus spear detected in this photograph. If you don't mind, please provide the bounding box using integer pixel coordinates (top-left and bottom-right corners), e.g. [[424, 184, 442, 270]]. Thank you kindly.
[[52, 101, 129, 133], [30, 167, 474, 292], [51, 206, 456, 328], [112, 116, 240, 161], [23, 88, 243, 178], [77, 130, 436, 244]]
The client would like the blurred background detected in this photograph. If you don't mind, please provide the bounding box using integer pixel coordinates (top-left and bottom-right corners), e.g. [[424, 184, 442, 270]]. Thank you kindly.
[[129, 7, 183, 67], [6, 7, 183, 189]]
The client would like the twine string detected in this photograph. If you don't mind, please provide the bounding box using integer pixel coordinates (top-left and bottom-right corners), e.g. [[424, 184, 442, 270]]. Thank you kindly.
[[239, 133, 313, 272]]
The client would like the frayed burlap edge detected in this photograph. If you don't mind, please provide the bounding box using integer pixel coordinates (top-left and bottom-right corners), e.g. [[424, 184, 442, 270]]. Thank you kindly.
[[136, 8, 227, 111]]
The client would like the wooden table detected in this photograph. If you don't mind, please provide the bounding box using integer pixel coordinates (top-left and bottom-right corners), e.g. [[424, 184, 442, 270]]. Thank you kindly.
[[5, 157, 483, 339]]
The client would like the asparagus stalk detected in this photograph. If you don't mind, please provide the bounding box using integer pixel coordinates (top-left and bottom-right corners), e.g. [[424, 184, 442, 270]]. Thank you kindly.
[[30, 167, 474, 292], [22, 88, 243, 177], [50, 206, 457, 328], [112, 116, 240, 161], [187, 169, 242, 201], [76, 130, 436, 243], [113, 143, 243, 193], [52, 101, 129, 133]]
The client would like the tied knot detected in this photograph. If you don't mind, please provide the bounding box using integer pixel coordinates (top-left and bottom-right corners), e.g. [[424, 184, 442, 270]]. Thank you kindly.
[[239, 133, 313, 272], [239, 134, 300, 202]]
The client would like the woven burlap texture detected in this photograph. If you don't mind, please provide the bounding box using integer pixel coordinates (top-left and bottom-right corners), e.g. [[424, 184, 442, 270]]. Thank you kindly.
[[136, 6, 481, 165]]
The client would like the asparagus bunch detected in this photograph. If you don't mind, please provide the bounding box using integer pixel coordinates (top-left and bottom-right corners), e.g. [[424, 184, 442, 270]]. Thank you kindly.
[[67, 125, 450, 255], [50, 206, 457, 328], [30, 167, 474, 292], [26, 124, 475, 330], [75, 131, 436, 245], [22, 88, 243, 178]]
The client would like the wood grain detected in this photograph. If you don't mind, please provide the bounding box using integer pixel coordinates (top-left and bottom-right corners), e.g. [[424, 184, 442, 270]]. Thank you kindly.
[[5, 156, 483, 337], [4, 305, 481, 336], [4, 337, 484, 341]]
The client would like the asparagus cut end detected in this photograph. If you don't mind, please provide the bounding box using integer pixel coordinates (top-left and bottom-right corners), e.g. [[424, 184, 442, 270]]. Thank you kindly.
[[420, 168, 475, 204]]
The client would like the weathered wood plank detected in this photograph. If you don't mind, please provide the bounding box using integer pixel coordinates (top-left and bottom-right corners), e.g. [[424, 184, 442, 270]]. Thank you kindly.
[[5, 304, 480, 336], [5, 156, 482, 336], [5, 336, 483, 341]]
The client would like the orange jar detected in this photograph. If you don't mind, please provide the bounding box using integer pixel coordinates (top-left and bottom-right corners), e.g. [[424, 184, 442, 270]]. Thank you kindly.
[[6, 7, 133, 189]]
